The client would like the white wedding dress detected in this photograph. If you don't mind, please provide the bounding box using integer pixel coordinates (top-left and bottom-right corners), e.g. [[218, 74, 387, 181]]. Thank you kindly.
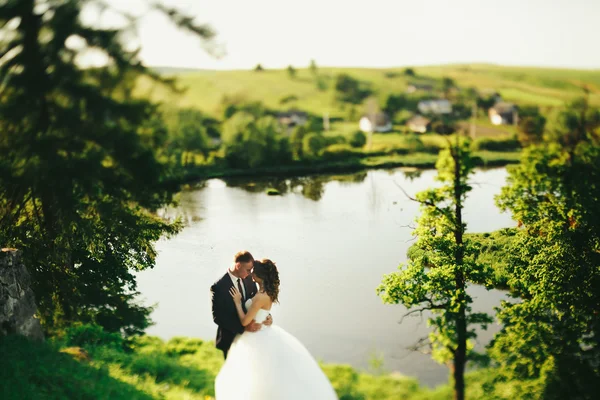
[[214, 298, 338, 400]]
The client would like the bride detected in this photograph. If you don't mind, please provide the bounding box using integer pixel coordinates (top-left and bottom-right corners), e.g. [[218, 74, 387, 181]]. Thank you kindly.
[[214, 259, 338, 400]]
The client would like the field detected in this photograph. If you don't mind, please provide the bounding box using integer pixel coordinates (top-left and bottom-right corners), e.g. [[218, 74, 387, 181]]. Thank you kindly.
[[142, 64, 600, 120]]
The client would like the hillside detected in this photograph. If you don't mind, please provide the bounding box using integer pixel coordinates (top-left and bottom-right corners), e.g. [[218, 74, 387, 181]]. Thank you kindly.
[[142, 64, 600, 118], [0, 327, 519, 400]]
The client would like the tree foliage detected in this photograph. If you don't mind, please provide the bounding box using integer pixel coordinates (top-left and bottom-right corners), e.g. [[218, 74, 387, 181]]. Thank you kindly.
[[378, 139, 491, 400], [221, 112, 290, 168], [517, 106, 546, 146], [334, 74, 372, 105], [490, 97, 600, 399], [0, 0, 215, 335]]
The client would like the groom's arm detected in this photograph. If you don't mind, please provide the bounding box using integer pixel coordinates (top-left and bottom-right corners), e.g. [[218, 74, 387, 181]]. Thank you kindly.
[[211, 284, 244, 335]]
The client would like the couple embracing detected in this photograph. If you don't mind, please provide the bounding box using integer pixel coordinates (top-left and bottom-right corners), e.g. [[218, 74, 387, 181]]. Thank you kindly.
[[211, 250, 337, 399]]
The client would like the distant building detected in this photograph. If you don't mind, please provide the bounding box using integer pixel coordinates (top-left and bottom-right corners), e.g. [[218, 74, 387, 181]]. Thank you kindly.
[[406, 115, 431, 133], [359, 113, 392, 133], [405, 82, 434, 94], [488, 102, 518, 125], [417, 99, 452, 115], [276, 110, 308, 128]]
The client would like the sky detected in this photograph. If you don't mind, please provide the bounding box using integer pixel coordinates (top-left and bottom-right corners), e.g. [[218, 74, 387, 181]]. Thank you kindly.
[[92, 0, 600, 70]]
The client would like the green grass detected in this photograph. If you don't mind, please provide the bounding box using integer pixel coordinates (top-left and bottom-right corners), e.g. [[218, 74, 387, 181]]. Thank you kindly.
[[144, 64, 600, 119], [3, 324, 543, 400]]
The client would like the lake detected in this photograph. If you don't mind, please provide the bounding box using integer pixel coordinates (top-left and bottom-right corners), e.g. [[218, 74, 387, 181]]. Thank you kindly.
[[136, 167, 515, 387]]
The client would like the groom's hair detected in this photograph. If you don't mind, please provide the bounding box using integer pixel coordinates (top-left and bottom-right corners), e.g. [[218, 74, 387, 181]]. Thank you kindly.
[[234, 250, 254, 263]]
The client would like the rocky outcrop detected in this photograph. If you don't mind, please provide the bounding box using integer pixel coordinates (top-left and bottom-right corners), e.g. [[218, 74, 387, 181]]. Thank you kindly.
[[0, 248, 44, 341]]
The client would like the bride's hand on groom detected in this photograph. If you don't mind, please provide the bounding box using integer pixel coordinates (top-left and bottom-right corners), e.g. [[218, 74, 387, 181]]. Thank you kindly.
[[229, 287, 242, 304], [245, 321, 262, 332]]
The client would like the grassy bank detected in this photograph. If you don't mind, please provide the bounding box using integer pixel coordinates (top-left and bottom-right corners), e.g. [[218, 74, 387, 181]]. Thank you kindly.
[[1, 325, 536, 400], [181, 150, 521, 182]]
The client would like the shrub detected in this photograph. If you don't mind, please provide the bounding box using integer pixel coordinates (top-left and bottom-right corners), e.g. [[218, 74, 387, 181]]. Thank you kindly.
[[472, 136, 521, 152], [63, 324, 124, 350], [349, 131, 367, 148]]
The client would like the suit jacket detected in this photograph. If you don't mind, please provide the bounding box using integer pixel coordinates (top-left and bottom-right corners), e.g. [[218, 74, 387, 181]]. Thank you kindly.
[[210, 272, 258, 353]]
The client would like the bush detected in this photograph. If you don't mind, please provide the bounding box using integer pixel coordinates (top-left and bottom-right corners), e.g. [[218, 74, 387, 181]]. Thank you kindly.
[[63, 324, 124, 350], [164, 337, 204, 357], [302, 133, 328, 158], [472, 136, 521, 152], [349, 131, 367, 148], [324, 135, 347, 146]]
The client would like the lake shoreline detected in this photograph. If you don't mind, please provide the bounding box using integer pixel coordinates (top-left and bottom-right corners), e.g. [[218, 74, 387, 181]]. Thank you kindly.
[[179, 151, 521, 184]]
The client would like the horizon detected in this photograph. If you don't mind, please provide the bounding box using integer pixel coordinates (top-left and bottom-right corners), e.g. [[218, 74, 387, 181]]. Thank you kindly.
[[92, 0, 600, 72], [147, 62, 600, 72]]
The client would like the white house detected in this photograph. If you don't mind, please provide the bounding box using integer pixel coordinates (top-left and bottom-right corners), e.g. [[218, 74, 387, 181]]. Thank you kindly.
[[359, 113, 392, 133], [406, 115, 431, 133], [417, 99, 452, 115], [488, 102, 518, 125]]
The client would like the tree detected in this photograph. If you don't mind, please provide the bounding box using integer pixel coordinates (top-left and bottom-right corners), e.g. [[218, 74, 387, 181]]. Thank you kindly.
[[287, 65, 296, 79], [334, 74, 371, 105], [384, 94, 407, 120], [349, 131, 366, 148], [309, 59, 318, 76], [516, 106, 546, 146], [490, 97, 600, 399], [404, 67, 416, 77], [0, 0, 216, 335], [302, 133, 327, 158], [254, 63, 264, 72], [378, 139, 492, 400], [289, 125, 309, 160], [221, 113, 290, 168], [169, 108, 212, 166], [442, 77, 456, 99]]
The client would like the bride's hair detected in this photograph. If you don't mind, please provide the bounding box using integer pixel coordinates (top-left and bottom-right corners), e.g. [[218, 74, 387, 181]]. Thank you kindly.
[[253, 259, 280, 303]]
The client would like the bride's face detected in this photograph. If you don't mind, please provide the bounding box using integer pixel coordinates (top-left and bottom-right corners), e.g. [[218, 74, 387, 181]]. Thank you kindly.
[[251, 272, 263, 285]]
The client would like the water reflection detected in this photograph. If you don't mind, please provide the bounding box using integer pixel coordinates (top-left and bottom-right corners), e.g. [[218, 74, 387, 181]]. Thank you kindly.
[[137, 167, 515, 387], [401, 167, 423, 181], [223, 171, 368, 201]]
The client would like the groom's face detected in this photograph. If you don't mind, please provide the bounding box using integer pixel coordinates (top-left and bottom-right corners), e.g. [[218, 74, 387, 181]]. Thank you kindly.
[[237, 261, 253, 279]]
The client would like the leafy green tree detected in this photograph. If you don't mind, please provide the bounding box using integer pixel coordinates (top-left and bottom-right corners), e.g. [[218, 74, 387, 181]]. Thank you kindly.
[[516, 106, 546, 146], [221, 113, 289, 168], [254, 63, 264, 72], [404, 67, 416, 77], [287, 65, 296, 79], [290, 125, 309, 160], [334, 74, 371, 105], [442, 77, 456, 99], [384, 94, 407, 120], [309, 59, 318, 76], [490, 98, 600, 399], [0, 0, 215, 334], [349, 131, 367, 148], [302, 133, 327, 158], [378, 139, 492, 400], [169, 108, 212, 166]]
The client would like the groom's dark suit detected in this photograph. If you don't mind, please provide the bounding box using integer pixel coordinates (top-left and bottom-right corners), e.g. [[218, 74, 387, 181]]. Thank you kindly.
[[210, 272, 257, 359]]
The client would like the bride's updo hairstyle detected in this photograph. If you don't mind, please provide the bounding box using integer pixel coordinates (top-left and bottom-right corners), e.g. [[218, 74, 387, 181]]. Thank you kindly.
[[253, 259, 280, 303]]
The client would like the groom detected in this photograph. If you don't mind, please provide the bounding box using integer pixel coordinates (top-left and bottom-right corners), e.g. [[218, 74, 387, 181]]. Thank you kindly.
[[210, 250, 273, 359]]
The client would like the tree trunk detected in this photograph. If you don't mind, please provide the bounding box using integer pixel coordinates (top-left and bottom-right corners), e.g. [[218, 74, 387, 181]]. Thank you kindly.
[[452, 143, 467, 400]]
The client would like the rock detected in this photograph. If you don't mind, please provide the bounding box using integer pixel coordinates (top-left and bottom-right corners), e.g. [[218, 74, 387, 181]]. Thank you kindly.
[[0, 249, 44, 341]]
